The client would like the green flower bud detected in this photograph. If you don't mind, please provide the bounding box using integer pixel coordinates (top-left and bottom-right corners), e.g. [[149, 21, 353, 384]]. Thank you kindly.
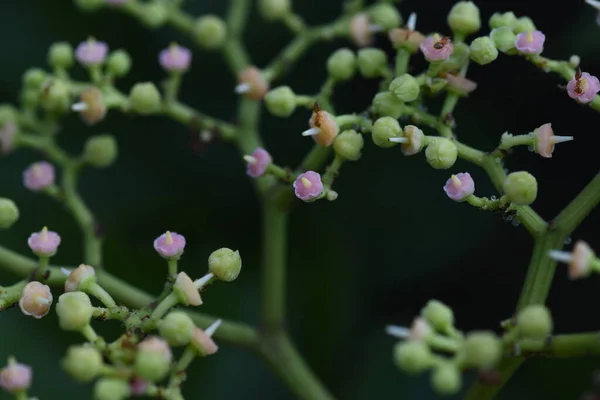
[[192, 15, 227, 50], [490, 27, 517, 53], [516, 305, 553, 339], [0, 106, 17, 126], [371, 92, 404, 119], [23, 68, 47, 89], [389, 74, 420, 102], [333, 130, 364, 161], [440, 42, 470, 73], [368, 4, 402, 31], [421, 300, 454, 332], [83, 134, 118, 168], [258, 0, 291, 21], [264, 86, 296, 117], [431, 364, 462, 395], [489, 12, 517, 30], [357, 48, 388, 78], [128, 82, 162, 115], [158, 311, 196, 347], [134, 337, 172, 382], [21, 90, 39, 110], [74, 0, 104, 12], [140, 3, 168, 28], [41, 80, 71, 113], [425, 138, 457, 169], [512, 16, 536, 34], [327, 48, 356, 81], [447, 1, 481, 36], [372, 116, 402, 148], [0, 198, 19, 229], [48, 42, 74, 70], [106, 50, 132, 77], [55, 292, 93, 331], [62, 345, 103, 382], [209, 248, 242, 282], [503, 171, 537, 205], [393, 341, 432, 375], [93, 378, 131, 400], [469, 36, 498, 65], [463, 331, 502, 369]]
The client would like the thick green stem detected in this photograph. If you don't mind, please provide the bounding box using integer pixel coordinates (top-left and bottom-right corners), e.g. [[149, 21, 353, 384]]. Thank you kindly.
[[553, 172, 600, 235]]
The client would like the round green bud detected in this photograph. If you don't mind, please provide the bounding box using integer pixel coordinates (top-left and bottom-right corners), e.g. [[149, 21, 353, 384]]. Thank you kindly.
[[106, 50, 132, 77], [447, 1, 481, 36], [83, 135, 118, 168], [442, 42, 471, 73], [23, 68, 47, 89], [0, 105, 17, 126], [490, 27, 517, 53], [425, 138, 458, 169], [74, 0, 104, 12], [327, 48, 356, 81], [421, 300, 454, 332], [393, 341, 432, 375], [209, 248, 242, 282], [134, 338, 172, 382], [41, 80, 71, 113], [128, 82, 162, 115], [62, 345, 103, 382], [48, 42, 74, 70], [463, 331, 502, 369], [512, 16, 536, 34], [264, 86, 296, 117], [258, 0, 291, 21], [55, 292, 93, 331], [368, 4, 402, 31], [516, 305, 553, 340], [357, 48, 388, 79], [489, 12, 517, 30], [372, 116, 402, 148], [469, 36, 498, 65], [140, 3, 168, 28], [158, 311, 195, 346], [93, 378, 131, 400], [503, 171, 538, 205], [371, 92, 404, 119], [21, 89, 39, 109], [333, 130, 364, 161], [389, 74, 420, 102], [431, 364, 462, 395], [0, 198, 19, 229], [192, 15, 227, 50]]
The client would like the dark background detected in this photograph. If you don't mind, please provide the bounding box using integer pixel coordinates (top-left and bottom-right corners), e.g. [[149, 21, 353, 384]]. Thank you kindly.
[[1, 0, 599, 399]]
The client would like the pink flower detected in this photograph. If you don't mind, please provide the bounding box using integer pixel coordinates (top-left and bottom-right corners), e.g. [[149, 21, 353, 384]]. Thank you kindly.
[[153, 231, 186, 259], [159, 44, 192, 72], [75, 38, 109, 66], [533, 123, 573, 158], [0, 122, 16, 155], [23, 161, 55, 191], [27, 226, 61, 257], [567, 71, 600, 104], [293, 171, 323, 202], [129, 378, 148, 396], [19, 281, 53, 319], [419, 34, 453, 62], [445, 73, 477, 95], [0, 362, 32, 393], [443, 173, 475, 201], [245, 147, 272, 178], [514, 30, 545, 55]]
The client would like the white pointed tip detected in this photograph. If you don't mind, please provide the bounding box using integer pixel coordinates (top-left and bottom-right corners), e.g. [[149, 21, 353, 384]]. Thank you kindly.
[[234, 83, 251, 94], [385, 325, 410, 339], [388, 137, 408, 143], [61, 267, 72, 276], [36, 297, 50, 305], [194, 272, 215, 289], [243, 155, 257, 165], [552, 135, 574, 144], [407, 12, 417, 31], [368, 24, 383, 33], [586, 0, 600, 10], [302, 127, 321, 137], [205, 319, 222, 337], [71, 102, 88, 112], [548, 250, 573, 263]]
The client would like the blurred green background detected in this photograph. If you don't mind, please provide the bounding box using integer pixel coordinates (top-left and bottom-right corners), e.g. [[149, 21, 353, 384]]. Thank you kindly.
[[1, 0, 600, 399]]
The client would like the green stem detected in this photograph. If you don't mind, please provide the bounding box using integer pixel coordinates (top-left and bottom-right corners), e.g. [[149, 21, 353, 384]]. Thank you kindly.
[[298, 145, 332, 173], [519, 332, 600, 357], [87, 282, 117, 308], [394, 49, 411, 76], [162, 102, 237, 141], [260, 202, 288, 332], [167, 259, 178, 278], [552, 172, 600, 235], [80, 324, 99, 342], [150, 292, 179, 322]]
